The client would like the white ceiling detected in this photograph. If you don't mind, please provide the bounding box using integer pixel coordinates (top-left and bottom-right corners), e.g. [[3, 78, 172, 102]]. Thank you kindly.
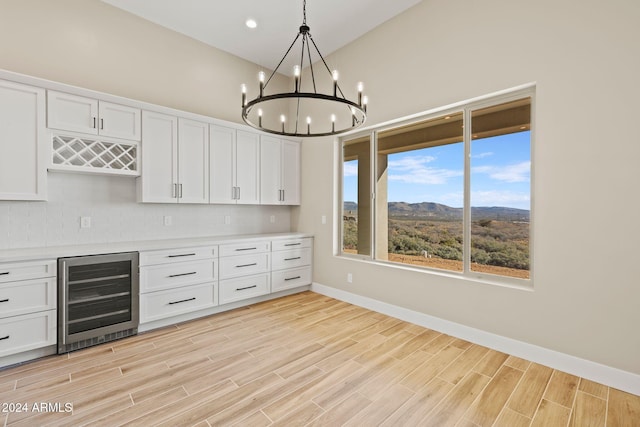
[[101, 0, 422, 74]]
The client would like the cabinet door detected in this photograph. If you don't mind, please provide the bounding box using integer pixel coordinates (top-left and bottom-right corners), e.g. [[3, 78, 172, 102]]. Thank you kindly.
[[47, 90, 98, 135], [235, 130, 260, 204], [281, 140, 301, 205], [209, 125, 236, 204], [99, 101, 141, 141], [178, 118, 209, 204], [259, 135, 282, 205], [138, 111, 178, 203], [0, 80, 47, 201]]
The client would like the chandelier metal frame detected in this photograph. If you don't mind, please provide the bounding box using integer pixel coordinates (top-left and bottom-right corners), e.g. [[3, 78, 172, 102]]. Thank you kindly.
[[241, 0, 367, 137]]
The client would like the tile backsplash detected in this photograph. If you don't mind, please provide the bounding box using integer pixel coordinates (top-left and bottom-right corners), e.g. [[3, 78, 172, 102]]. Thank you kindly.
[[0, 173, 292, 250]]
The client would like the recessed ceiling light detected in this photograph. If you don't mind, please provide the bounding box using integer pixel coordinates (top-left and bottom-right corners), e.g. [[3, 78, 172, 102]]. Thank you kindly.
[[246, 18, 257, 29]]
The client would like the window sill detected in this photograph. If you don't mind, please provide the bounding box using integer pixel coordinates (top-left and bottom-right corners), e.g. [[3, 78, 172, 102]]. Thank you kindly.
[[336, 253, 534, 292]]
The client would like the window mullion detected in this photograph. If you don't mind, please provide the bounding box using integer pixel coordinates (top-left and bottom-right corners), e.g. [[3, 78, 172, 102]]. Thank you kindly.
[[463, 108, 472, 275]]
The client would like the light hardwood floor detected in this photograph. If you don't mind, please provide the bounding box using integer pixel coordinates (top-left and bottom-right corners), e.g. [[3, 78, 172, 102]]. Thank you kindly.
[[1, 291, 638, 426]]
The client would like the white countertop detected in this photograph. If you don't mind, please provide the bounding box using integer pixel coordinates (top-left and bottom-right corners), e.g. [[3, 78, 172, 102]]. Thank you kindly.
[[0, 232, 313, 263]]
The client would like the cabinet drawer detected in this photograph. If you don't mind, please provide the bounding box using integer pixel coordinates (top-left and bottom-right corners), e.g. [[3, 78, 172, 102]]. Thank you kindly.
[[219, 241, 270, 257], [219, 274, 270, 305], [271, 267, 312, 292], [0, 278, 56, 318], [139, 246, 217, 267], [271, 238, 312, 252], [140, 282, 216, 323], [0, 310, 56, 358], [219, 253, 270, 279], [140, 260, 217, 292], [0, 260, 56, 284], [271, 248, 311, 271]]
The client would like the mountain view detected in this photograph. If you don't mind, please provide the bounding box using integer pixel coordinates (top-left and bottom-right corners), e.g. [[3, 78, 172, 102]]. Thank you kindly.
[[343, 201, 530, 279]]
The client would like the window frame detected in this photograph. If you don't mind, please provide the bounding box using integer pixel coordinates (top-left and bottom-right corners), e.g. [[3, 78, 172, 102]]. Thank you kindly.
[[337, 85, 535, 288]]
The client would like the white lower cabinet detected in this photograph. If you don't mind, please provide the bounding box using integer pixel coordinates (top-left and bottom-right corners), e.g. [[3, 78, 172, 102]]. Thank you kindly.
[[218, 241, 271, 306], [139, 246, 218, 324], [0, 259, 57, 363], [140, 282, 216, 324], [271, 238, 313, 293], [219, 273, 270, 305]]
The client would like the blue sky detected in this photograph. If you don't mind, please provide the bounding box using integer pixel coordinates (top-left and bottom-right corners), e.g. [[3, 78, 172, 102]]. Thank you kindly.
[[344, 131, 531, 210]]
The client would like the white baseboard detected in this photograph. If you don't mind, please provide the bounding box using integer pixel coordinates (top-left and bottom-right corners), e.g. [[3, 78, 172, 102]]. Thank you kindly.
[[311, 282, 640, 396]]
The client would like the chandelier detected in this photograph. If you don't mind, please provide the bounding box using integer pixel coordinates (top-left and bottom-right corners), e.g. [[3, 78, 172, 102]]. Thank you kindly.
[[241, 0, 368, 137]]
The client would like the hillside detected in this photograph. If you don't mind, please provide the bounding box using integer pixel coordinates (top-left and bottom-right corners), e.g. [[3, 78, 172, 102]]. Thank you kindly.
[[344, 201, 529, 221]]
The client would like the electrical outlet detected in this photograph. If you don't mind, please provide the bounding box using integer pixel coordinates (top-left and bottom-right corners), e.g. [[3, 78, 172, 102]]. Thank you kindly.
[[270, 215, 276, 223], [163, 216, 172, 226], [347, 273, 353, 283], [80, 216, 91, 229], [224, 215, 231, 225], [321, 215, 327, 225]]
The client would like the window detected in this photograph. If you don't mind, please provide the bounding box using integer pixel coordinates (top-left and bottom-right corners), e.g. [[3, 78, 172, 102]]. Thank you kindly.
[[340, 89, 533, 283]]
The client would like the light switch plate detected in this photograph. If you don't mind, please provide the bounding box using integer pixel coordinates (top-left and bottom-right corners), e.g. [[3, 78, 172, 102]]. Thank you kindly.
[[80, 216, 91, 229]]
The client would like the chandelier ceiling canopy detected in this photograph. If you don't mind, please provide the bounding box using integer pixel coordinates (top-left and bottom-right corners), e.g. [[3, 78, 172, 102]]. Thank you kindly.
[[241, 0, 368, 138]]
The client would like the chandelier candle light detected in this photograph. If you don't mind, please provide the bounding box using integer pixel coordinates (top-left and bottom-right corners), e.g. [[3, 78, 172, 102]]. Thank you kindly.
[[241, 0, 368, 137]]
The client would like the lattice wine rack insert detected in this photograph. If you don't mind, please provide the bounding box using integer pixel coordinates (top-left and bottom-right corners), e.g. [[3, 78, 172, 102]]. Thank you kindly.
[[51, 135, 138, 174]]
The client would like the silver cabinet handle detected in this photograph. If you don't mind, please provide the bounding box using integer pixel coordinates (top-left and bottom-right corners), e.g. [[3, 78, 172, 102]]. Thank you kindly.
[[172, 183, 177, 198], [92, 117, 96, 128], [237, 186, 241, 200], [236, 263, 257, 268], [0, 335, 9, 341], [179, 184, 183, 199], [0, 272, 9, 276], [284, 243, 301, 247], [0, 299, 9, 303], [167, 253, 196, 258], [100, 118, 104, 130], [285, 276, 301, 281], [168, 272, 197, 278], [285, 257, 301, 261], [235, 247, 257, 252], [168, 297, 196, 305], [236, 285, 257, 291]]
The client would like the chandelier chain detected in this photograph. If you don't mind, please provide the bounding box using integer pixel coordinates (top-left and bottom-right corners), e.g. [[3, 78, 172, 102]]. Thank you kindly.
[[303, 0, 307, 25]]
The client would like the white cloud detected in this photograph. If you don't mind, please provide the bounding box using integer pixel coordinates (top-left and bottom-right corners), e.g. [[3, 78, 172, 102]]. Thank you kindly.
[[343, 162, 358, 177], [471, 190, 530, 208], [472, 151, 494, 159], [472, 161, 530, 183], [388, 155, 462, 185]]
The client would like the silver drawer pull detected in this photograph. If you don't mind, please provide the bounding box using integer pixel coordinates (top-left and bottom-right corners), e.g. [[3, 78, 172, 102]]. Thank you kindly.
[[285, 243, 301, 246], [168, 272, 197, 278], [0, 335, 9, 341], [0, 299, 8, 303], [167, 253, 196, 258], [235, 247, 257, 252], [168, 297, 196, 305], [236, 263, 257, 268], [284, 257, 301, 261], [284, 276, 301, 281], [0, 272, 9, 276], [236, 285, 257, 291]]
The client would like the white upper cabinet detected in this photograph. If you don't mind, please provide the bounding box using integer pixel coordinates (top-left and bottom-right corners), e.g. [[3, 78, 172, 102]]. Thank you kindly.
[[260, 136, 300, 205], [0, 80, 47, 201], [47, 90, 141, 141], [178, 118, 209, 204], [210, 126, 260, 205], [138, 112, 208, 204]]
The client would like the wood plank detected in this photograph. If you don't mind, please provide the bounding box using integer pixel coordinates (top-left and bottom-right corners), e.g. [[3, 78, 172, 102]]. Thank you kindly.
[[544, 370, 579, 408], [473, 349, 509, 377], [580, 378, 609, 399], [465, 365, 523, 426], [494, 408, 532, 427], [380, 377, 454, 426], [270, 401, 325, 426], [607, 387, 640, 427], [530, 399, 571, 427], [570, 390, 606, 427], [423, 372, 491, 425], [504, 355, 531, 371], [438, 344, 489, 385], [507, 362, 553, 417], [307, 392, 372, 426], [400, 345, 464, 391], [345, 383, 415, 426]]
